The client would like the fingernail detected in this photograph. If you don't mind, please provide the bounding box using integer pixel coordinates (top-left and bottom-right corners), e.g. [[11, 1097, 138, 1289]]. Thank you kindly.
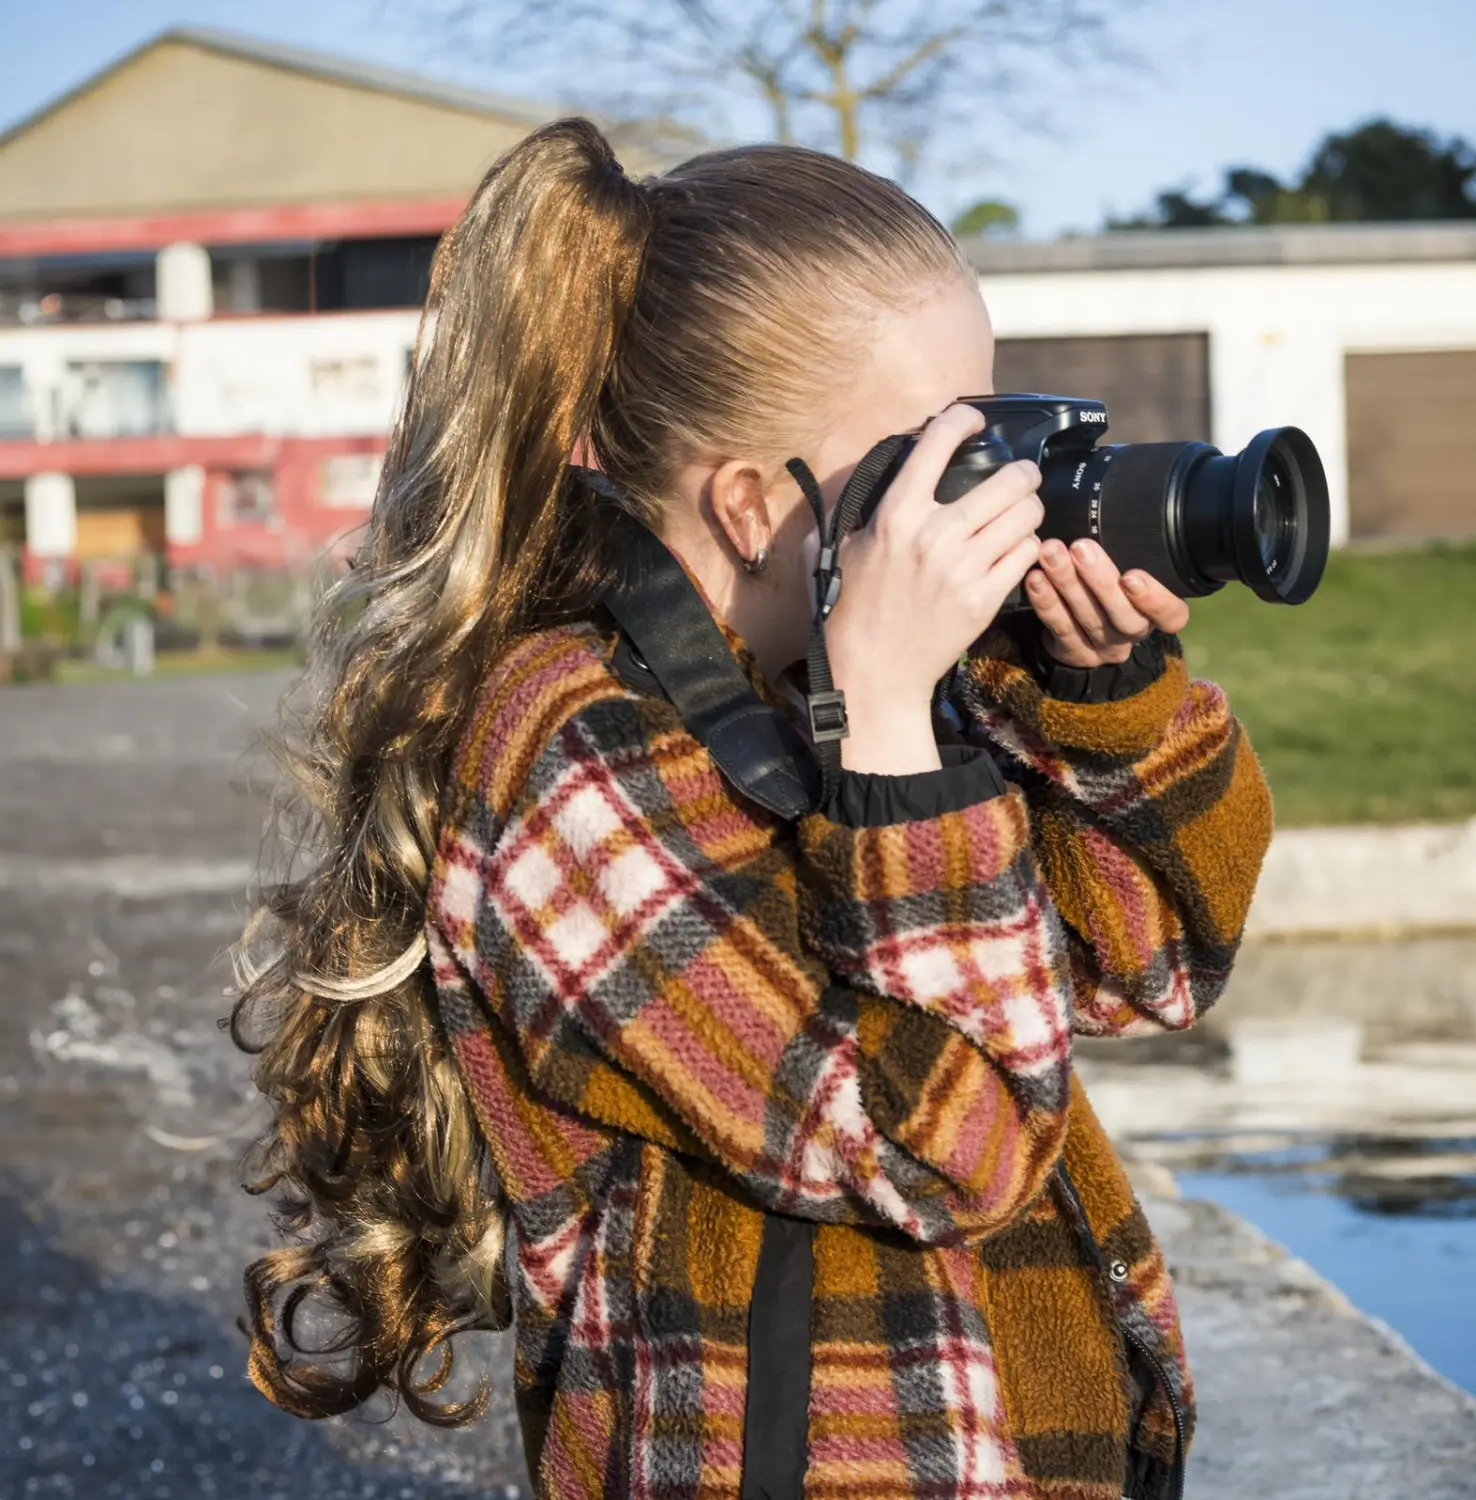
[[1042, 539, 1066, 563], [1027, 571, 1047, 590], [1071, 538, 1096, 562], [1123, 574, 1145, 594]]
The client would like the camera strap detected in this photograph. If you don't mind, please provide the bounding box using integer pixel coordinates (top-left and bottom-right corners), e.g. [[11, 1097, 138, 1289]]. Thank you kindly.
[[599, 501, 823, 820], [594, 485, 822, 1500], [785, 434, 910, 805]]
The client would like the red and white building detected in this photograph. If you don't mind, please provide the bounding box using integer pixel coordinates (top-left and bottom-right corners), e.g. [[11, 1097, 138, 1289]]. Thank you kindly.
[[0, 28, 673, 586]]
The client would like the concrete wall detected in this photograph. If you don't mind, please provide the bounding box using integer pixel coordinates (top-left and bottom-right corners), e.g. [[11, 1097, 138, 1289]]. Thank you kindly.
[[184, 435, 386, 572], [0, 309, 407, 574], [978, 259, 1476, 546], [1246, 819, 1476, 940]]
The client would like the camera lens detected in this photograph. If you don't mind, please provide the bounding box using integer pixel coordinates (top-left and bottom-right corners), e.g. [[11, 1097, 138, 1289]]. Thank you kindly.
[[1050, 426, 1329, 604], [930, 395, 1332, 610], [1251, 453, 1295, 577]]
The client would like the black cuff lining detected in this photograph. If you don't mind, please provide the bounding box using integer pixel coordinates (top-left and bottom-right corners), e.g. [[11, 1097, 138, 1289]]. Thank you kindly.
[[1011, 614, 1171, 704], [824, 743, 1007, 828]]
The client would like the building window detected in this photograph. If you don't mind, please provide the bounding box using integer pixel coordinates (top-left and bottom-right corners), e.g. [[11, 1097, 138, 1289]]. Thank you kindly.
[[314, 236, 438, 311], [0, 367, 27, 439], [207, 235, 439, 317], [210, 246, 313, 314], [0, 251, 157, 325], [0, 482, 23, 545], [61, 361, 171, 439], [218, 470, 276, 527]]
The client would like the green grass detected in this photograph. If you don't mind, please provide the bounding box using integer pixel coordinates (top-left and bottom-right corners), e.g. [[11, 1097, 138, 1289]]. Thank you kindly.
[[1182, 543, 1476, 826], [51, 647, 301, 686]]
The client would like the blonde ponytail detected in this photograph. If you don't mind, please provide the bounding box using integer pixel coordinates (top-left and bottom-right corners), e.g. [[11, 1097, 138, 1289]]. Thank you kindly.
[[235, 119, 660, 1424]]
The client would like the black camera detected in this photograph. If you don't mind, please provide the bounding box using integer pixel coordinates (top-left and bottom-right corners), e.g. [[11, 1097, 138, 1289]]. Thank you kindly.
[[865, 394, 1331, 606]]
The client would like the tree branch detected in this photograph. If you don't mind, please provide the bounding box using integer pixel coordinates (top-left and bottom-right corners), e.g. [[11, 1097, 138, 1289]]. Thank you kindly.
[[385, 0, 1148, 191]]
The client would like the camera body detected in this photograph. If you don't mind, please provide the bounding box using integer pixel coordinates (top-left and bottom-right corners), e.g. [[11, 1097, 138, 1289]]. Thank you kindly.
[[930, 393, 1113, 508], [870, 393, 1331, 607]]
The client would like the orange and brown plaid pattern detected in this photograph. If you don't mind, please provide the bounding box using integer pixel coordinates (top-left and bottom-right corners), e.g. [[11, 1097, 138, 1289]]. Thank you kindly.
[[951, 626, 1272, 1041], [425, 620, 1272, 1500]]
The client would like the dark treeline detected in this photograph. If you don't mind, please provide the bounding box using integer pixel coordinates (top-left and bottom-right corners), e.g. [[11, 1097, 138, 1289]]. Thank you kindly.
[[1111, 118, 1476, 230]]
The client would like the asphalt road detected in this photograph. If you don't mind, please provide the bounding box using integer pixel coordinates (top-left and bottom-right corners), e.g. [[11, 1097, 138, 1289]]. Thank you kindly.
[[0, 671, 528, 1500]]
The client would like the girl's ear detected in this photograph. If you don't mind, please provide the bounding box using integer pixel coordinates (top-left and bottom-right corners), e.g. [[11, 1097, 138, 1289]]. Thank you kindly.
[[709, 459, 773, 570]]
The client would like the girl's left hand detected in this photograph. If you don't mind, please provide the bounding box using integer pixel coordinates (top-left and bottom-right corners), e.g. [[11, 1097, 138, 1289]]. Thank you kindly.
[[1026, 537, 1192, 668]]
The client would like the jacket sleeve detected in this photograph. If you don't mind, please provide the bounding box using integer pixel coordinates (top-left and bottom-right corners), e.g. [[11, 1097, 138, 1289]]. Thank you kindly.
[[428, 664, 1076, 1247], [944, 622, 1274, 1038]]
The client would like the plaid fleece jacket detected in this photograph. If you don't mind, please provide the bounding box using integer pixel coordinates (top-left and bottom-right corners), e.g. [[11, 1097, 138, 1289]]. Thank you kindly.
[[426, 620, 1272, 1500]]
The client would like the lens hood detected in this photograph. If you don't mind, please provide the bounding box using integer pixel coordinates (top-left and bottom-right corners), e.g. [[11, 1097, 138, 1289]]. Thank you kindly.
[[1231, 427, 1329, 604]]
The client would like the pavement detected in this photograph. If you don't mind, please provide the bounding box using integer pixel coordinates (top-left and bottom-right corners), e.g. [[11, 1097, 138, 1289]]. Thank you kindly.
[[1133, 1179, 1476, 1499], [1, 672, 528, 1500], [2, 669, 1472, 1499]]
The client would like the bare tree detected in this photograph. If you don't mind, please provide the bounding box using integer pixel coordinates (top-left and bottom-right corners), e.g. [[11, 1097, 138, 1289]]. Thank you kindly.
[[393, 0, 1143, 188]]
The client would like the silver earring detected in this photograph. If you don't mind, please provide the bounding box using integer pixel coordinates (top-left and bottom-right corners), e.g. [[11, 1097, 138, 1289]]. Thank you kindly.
[[741, 547, 770, 576]]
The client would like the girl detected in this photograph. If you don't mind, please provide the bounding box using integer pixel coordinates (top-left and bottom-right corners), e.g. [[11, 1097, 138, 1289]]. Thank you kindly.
[[235, 119, 1271, 1500]]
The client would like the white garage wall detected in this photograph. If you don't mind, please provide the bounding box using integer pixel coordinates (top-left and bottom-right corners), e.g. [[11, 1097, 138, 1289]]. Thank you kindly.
[[977, 260, 1476, 546]]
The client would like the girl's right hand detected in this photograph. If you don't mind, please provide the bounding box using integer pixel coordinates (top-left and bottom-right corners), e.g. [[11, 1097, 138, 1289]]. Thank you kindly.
[[824, 403, 1044, 775]]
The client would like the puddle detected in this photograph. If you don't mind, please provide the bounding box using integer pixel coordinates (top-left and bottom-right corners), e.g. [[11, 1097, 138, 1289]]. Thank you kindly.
[[1076, 934, 1476, 1398], [1171, 1133, 1476, 1395]]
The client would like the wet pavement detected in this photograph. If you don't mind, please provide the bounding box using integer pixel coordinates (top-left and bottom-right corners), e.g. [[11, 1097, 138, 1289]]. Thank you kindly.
[[4, 670, 1474, 1497], [1, 672, 527, 1499]]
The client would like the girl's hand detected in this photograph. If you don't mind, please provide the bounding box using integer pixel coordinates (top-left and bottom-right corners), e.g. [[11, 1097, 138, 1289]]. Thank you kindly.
[[824, 403, 1045, 773], [1025, 537, 1191, 668]]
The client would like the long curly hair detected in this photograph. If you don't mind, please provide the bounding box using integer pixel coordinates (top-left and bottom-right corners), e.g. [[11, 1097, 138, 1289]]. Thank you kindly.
[[233, 117, 965, 1425]]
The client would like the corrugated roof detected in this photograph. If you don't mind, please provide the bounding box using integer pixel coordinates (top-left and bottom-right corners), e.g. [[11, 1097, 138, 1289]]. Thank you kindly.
[[964, 221, 1476, 274], [162, 26, 556, 127], [0, 26, 695, 177], [0, 26, 558, 156]]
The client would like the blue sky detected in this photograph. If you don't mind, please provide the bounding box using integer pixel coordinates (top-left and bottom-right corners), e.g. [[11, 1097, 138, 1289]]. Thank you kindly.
[[1, 0, 1472, 237]]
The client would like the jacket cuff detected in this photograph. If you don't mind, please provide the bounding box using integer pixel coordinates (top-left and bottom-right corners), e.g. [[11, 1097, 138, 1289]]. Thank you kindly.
[[824, 743, 1007, 829], [1009, 613, 1171, 704]]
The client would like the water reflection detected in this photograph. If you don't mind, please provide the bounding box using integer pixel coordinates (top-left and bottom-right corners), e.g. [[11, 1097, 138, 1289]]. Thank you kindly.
[[1143, 1131, 1476, 1219], [1173, 1153, 1476, 1394], [1077, 935, 1476, 1393]]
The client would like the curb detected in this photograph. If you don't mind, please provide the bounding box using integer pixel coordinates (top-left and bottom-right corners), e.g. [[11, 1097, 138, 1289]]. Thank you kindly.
[[1245, 818, 1476, 940]]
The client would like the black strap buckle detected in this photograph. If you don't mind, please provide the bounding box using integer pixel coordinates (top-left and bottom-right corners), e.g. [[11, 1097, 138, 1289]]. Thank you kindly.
[[807, 688, 849, 743]]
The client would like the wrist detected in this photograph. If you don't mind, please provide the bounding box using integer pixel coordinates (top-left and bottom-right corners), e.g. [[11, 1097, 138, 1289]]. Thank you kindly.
[[837, 691, 941, 775]]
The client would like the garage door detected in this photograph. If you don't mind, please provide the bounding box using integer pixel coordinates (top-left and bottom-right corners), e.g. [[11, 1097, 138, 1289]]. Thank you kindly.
[[992, 333, 1211, 443], [73, 475, 167, 560], [1345, 350, 1476, 540], [74, 505, 166, 559]]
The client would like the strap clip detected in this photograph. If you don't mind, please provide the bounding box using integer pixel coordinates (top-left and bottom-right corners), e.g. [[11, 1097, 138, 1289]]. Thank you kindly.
[[807, 688, 849, 743], [816, 569, 843, 619]]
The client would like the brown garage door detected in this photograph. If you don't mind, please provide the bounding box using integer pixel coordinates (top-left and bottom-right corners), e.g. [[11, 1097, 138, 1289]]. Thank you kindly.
[[74, 505, 166, 559], [992, 333, 1211, 443], [73, 475, 167, 560], [1346, 350, 1476, 540]]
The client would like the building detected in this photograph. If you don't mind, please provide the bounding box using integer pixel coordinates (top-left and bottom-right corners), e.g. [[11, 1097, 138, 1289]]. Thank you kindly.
[[974, 224, 1476, 547], [0, 27, 675, 586], [1, 27, 1472, 587]]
